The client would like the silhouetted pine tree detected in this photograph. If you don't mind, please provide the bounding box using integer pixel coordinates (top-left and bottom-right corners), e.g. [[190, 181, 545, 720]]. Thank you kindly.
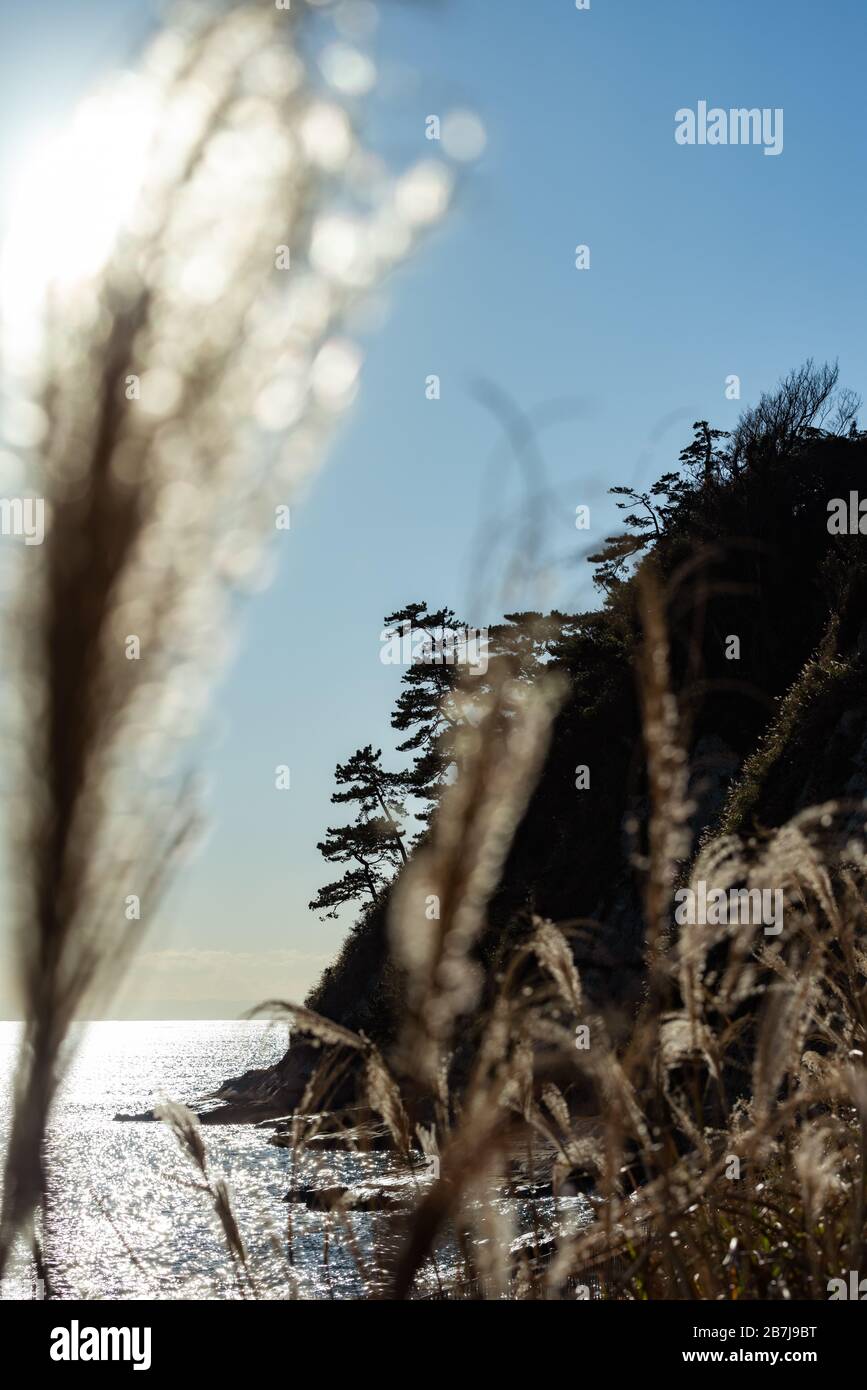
[[309, 746, 408, 919], [385, 602, 465, 826]]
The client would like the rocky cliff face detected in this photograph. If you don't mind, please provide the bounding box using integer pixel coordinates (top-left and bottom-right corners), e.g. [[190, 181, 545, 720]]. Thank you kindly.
[[205, 426, 867, 1123]]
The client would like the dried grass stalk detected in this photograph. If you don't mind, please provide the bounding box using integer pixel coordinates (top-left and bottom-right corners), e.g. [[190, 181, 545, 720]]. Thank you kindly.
[[0, 0, 450, 1281]]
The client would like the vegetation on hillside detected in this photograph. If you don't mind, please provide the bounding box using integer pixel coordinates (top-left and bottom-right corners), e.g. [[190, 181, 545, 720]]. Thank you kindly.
[[221, 360, 867, 1298], [301, 361, 867, 1067]]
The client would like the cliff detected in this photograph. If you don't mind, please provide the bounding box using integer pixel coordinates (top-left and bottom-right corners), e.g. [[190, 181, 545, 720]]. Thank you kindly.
[[204, 374, 867, 1123]]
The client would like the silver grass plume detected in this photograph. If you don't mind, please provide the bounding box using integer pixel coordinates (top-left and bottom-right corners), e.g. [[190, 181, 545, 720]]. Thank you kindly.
[[388, 664, 563, 1094], [0, 0, 450, 1279]]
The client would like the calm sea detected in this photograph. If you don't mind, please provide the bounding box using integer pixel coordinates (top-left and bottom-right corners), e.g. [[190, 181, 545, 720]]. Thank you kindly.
[[0, 1020, 397, 1301]]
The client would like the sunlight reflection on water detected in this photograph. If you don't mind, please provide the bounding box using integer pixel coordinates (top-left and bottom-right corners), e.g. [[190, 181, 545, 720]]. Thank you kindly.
[[0, 1021, 595, 1300], [0, 1020, 384, 1300]]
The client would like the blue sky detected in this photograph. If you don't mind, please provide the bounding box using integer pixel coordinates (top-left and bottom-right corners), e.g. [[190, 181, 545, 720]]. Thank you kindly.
[[1, 0, 865, 1015]]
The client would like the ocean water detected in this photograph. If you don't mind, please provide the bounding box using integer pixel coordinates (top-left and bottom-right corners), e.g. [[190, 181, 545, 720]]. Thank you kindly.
[[0, 1020, 592, 1300], [0, 1020, 401, 1301]]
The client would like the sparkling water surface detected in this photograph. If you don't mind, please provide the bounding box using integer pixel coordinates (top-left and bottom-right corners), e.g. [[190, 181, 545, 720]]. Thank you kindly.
[[0, 1020, 394, 1301], [0, 1020, 591, 1300]]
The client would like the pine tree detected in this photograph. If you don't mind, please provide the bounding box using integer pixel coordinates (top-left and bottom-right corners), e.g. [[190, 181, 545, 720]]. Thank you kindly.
[[677, 420, 729, 487], [487, 611, 566, 681], [589, 468, 696, 592], [309, 746, 408, 919], [385, 602, 465, 825], [385, 605, 564, 827]]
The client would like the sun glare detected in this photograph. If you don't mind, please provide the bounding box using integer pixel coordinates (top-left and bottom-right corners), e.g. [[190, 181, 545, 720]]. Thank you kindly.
[[0, 75, 158, 366]]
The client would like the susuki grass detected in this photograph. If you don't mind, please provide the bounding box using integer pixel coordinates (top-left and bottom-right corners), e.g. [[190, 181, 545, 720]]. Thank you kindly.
[[1, 0, 865, 1306], [156, 1101, 255, 1297], [0, 0, 450, 1286], [243, 574, 867, 1300]]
